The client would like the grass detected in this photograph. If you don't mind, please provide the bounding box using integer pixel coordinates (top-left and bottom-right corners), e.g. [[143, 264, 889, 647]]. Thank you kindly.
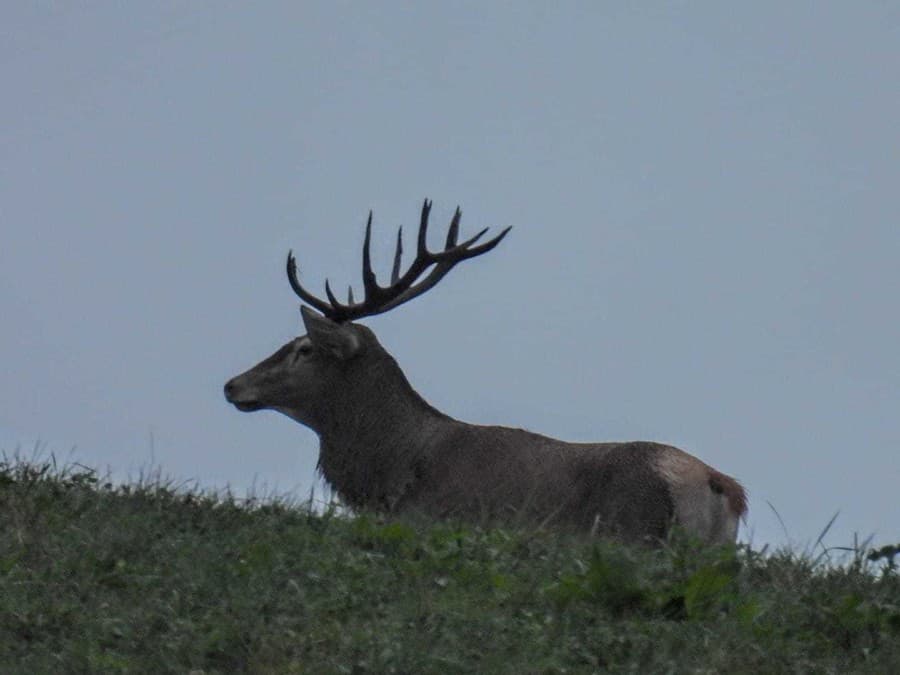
[[1, 457, 898, 674]]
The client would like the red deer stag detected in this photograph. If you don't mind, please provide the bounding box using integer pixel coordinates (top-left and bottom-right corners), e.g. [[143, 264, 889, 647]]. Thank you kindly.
[[225, 200, 746, 544]]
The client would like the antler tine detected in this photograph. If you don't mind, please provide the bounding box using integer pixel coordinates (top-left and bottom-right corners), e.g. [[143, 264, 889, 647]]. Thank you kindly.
[[324, 279, 342, 309], [286, 251, 336, 316], [391, 227, 403, 285], [361, 211, 379, 300], [347, 285, 354, 305], [446, 207, 461, 248], [417, 199, 432, 257], [459, 225, 512, 258]]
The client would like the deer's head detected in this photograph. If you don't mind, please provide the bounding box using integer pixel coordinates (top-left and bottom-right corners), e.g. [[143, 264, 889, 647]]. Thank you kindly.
[[224, 199, 510, 431]]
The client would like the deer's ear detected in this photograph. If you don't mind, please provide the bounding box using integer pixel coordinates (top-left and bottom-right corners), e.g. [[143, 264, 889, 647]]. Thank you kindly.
[[300, 306, 361, 360]]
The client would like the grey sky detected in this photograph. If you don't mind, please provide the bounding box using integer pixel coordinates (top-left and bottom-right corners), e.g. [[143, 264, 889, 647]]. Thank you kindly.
[[2, 3, 898, 550]]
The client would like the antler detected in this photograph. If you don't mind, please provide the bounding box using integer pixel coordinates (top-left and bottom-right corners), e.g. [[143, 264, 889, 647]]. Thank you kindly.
[[286, 199, 511, 322]]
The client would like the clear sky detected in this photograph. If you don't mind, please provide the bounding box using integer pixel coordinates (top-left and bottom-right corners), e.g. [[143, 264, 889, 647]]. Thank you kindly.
[[2, 3, 897, 551]]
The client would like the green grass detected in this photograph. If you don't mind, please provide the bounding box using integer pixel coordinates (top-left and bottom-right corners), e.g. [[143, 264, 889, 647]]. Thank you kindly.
[[1, 458, 898, 674]]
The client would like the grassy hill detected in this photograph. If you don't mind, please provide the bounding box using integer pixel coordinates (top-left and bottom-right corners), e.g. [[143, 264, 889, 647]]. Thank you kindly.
[[1, 458, 898, 674]]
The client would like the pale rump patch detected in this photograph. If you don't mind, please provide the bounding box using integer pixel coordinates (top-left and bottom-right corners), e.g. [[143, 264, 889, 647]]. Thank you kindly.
[[655, 447, 745, 544]]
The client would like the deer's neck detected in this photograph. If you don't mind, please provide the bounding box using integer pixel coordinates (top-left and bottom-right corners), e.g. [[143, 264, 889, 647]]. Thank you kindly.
[[316, 353, 454, 510]]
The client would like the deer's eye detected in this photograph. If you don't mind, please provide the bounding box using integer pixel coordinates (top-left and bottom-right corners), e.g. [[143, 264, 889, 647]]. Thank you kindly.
[[297, 342, 313, 355]]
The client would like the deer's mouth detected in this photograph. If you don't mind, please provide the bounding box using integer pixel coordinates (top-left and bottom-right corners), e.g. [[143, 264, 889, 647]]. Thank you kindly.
[[231, 400, 264, 412]]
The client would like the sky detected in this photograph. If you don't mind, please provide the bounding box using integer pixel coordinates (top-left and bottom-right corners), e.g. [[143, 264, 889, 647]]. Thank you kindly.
[[2, 3, 898, 551]]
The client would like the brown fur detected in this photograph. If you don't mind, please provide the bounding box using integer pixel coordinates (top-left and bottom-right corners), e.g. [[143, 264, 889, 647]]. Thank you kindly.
[[225, 310, 746, 545]]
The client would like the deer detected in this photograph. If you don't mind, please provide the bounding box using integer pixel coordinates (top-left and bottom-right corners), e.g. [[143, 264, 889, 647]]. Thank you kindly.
[[224, 200, 746, 545]]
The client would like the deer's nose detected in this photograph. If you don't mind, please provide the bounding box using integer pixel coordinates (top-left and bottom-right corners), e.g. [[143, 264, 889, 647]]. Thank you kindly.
[[224, 379, 237, 401]]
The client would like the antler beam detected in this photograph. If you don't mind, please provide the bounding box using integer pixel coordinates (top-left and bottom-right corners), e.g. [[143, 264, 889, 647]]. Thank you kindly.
[[286, 199, 511, 322]]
